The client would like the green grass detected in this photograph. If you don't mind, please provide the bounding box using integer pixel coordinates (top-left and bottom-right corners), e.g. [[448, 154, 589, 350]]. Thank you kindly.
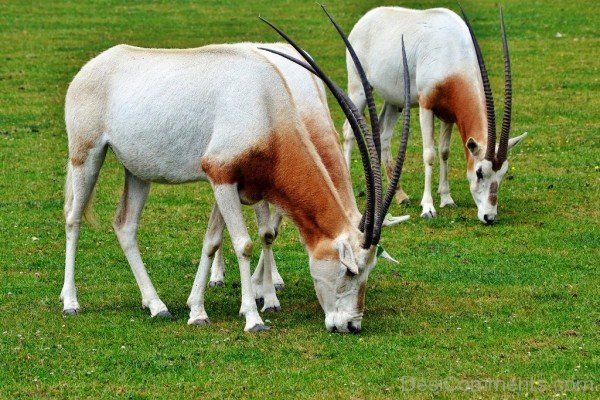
[[1, 0, 599, 398]]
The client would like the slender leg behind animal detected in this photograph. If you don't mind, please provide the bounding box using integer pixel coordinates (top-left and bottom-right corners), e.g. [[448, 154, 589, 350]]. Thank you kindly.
[[113, 169, 170, 318], [251, 201, 280, 312], [269, 206, 285, 290], [379, 102, 410, 204], [251, 203, 284, 292], [187, 204, 225, 326], [61, 145, 107, 315], [342, 82, 367, 169], [419, 106, 437, 218], [438, 121, 456, 208], [209, 247, 225, 287], [210, 202, 284, 290]]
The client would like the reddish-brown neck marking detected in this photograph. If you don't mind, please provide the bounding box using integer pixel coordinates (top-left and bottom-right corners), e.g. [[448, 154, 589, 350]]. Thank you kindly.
[[202, 121, 353, 258], [420, 74, 487, 170]]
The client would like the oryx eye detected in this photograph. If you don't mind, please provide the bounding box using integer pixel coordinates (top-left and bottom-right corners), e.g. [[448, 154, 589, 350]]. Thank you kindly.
[[476, 168, 483, 180]]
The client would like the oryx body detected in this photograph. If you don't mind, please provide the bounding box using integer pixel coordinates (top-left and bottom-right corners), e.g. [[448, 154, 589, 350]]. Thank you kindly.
[[62, 24, 406, 333], [342, 7, 526, 223]]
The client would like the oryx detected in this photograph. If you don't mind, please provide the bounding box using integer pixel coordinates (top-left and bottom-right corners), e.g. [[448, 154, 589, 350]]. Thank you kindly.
[[62, 7, 409, 332], [342, 6, 527, 223]]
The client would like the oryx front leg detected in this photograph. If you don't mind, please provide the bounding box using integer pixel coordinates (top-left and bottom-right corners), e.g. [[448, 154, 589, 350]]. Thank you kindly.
[[251, 201, 280, 313], [212, 184, 268, 332], [187, 204, 225, 326], [438, 121, 456, 208], [62, 146, 106, 315], [419, 107, 437, 218], [113, 169, 170, 318], [380, 102, 410, 204]]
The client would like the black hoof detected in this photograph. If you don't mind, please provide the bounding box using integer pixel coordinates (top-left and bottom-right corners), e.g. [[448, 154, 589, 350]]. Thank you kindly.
[[154, 310, 173, 319], [399, 198, 411, 205], [189, 318, 210, 326], [263, 306, 281, 313], [248, 324, 270, 332], [62, 308, 79, 316], [209, 280, 224, 287], [421, 211, 436, 219], [255, 297, 265, 308], [274, 284, 285, 291]]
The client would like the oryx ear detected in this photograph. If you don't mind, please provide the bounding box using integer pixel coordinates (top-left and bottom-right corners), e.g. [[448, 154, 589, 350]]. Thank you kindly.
[[507, 132, 528, 151], [382, 214, 410, 227], [466, 137, 482, 157], [337, 239, 359, 275]]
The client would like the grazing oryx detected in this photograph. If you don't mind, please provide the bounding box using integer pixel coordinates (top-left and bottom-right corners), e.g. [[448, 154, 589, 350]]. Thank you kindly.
[[342, 6, 527, 223], [61, 5, 411, 332]]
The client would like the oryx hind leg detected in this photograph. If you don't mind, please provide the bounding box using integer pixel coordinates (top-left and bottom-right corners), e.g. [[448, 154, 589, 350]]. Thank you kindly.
[[380, 102, 410, 204], [438, 120, 456, 208], [113, 169, 171, 318], [251, 201, 280, 312], [62, 143, 107, 315], [188, 203, 225, 326]]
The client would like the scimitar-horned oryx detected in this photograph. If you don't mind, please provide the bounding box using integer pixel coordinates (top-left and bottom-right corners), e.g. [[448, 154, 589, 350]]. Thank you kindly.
[[342, 6, 527, 223], [62, 7, 409, 332]]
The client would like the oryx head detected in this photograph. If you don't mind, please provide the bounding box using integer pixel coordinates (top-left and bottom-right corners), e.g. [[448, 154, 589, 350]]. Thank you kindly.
[[461, 6, 527, 224], [261, 6, 412, 332]]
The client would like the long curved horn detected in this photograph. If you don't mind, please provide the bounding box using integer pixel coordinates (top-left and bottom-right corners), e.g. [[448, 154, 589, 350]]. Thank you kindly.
[[258, 18, 377, 248], [318, 5, 384, 245], [375, 37, 411, 244], [496, 6, 512, 163], [459, 5, 497, 161], [320, 5, 381, 159]]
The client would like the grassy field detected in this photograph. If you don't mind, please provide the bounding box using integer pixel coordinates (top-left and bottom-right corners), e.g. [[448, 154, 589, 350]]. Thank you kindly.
[[1, 0, 599, 398]]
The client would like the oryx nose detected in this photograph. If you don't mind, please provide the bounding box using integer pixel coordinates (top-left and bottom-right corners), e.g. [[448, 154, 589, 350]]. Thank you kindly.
[[347, 321, 361, 333], [483, 214, 495, 225]]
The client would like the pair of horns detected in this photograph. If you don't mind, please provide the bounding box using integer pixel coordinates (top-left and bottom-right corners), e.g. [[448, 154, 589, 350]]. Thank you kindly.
[[260, 5, 411, 249], [460, 5, 513, 165]]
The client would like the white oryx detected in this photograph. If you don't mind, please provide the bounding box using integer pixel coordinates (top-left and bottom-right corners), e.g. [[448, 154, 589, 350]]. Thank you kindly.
[[342, 6, 527, 223], [61, 7, 410, 332]]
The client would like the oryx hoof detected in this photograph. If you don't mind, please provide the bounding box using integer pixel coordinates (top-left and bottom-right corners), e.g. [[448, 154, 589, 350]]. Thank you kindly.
[[421, 209, 437, 219], [247, 324, 270, 332], [263, 306, 281, 313], [153, 310, 174, 319], [188, 317, 210, 326], [62, 308, 79, 316], [209, 280, 224, 287], [441, 202, 457, 208], [395, 192, 411, 205], [255, 297, 265, 308], [274, 283, 285, 291]]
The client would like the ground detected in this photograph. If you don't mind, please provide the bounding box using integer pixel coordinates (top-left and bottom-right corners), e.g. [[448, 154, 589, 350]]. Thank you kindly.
[[0, 0, 598, 398]]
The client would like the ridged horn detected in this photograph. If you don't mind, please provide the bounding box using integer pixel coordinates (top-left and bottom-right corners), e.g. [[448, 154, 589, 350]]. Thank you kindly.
[[259, 17, 377, 248], [496, 5, 512, 164], [459, 5, 497, 162]]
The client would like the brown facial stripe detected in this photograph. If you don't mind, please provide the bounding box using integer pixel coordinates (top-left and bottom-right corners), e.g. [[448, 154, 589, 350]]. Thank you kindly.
[[419, 74, 486, 170], [488, 181, 498, 206], [201, 122, 351, 254], [356, 281, 366, 313]]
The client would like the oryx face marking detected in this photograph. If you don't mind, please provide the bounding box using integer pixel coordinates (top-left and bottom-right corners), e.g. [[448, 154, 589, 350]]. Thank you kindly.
[[467, 159, 507, 224]]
